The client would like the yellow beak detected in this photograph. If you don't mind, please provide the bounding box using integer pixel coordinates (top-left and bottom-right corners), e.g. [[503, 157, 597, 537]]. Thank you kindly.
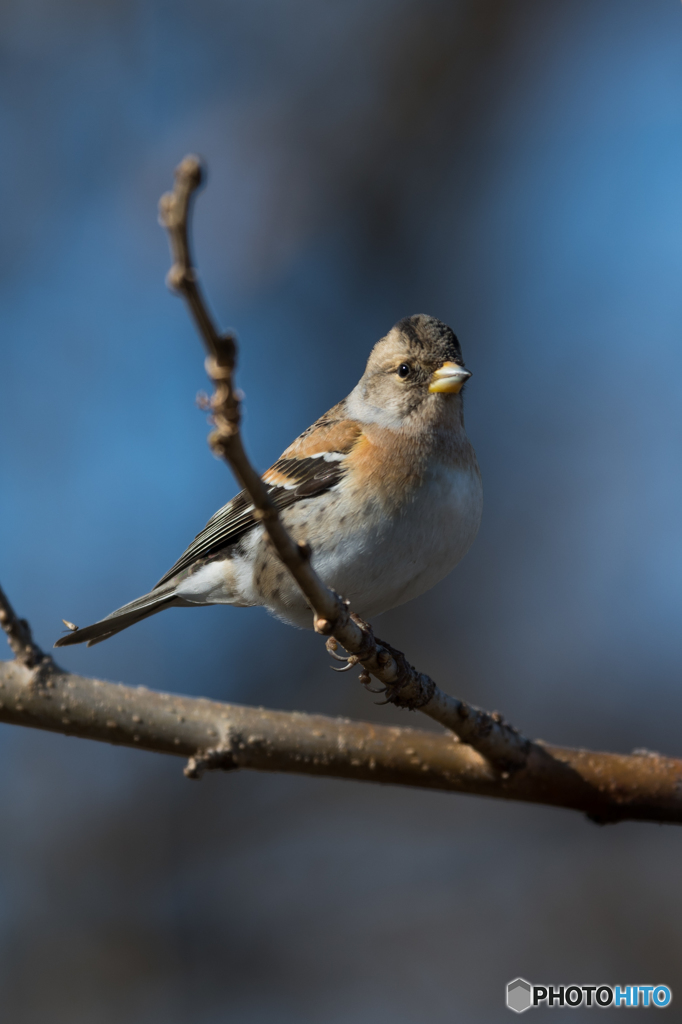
[[429, 361, 472, 394]]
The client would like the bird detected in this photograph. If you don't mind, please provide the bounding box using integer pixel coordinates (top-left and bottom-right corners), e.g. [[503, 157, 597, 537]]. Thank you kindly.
[[55, 314, 482, 648]]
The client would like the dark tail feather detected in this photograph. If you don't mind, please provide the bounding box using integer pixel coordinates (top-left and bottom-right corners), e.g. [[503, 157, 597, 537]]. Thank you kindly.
[[54, 583, 188, 648]]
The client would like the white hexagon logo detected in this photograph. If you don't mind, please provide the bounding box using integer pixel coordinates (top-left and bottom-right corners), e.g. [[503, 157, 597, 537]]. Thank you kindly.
[[507, 978, 532, 1013]]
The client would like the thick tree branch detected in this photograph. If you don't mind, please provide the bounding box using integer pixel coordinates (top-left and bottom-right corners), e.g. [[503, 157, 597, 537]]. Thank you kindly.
[[0, 655, 680, 824], [158, 156, 529, 771], [1, 587, 680, 825]]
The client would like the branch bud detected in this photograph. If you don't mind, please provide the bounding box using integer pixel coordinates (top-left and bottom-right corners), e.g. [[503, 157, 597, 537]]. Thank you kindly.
[[177, 155, 204, 190]]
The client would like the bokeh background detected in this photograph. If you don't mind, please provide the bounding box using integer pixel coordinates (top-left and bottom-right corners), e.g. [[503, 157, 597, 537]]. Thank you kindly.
[[2, 0, 682, 1020]]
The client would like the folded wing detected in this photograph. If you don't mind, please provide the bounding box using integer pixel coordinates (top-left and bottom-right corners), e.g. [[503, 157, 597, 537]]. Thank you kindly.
[[154, 414, 362, 588]]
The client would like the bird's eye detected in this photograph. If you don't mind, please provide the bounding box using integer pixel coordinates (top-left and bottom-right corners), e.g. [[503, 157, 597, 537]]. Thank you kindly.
[[397, 363, 411, 379]]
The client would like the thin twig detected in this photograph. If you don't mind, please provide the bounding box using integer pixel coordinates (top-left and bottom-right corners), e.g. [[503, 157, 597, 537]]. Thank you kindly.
[[158, 155, 530, 771], [0, 655, 681, 824], [0, 583, 50, 670]]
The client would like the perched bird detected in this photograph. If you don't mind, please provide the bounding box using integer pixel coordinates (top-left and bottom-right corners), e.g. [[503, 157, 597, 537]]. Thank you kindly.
[[55, 314, 482, 648]]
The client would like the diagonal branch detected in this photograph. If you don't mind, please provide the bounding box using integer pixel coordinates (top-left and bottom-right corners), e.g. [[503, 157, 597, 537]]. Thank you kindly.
[[158, 155, 529, 771]]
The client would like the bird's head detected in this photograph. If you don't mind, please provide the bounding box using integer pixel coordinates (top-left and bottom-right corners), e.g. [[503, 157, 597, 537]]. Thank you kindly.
[[347, 314, 471, 430]]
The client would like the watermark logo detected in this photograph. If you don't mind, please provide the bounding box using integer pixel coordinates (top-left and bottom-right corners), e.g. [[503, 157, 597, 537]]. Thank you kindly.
[[507, 980, 533, 1013], [506, 979, 672, 1012]]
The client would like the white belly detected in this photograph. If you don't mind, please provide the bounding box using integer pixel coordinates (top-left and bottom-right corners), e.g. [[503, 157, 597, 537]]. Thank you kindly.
[[176, 463, 482, 630], [313, 465, 483, 620]]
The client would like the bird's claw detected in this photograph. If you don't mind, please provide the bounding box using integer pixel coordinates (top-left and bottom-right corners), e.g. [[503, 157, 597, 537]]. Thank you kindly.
[[356, 668, 387, 698], [325, 637, 347, 659], [326, 636, 360, 672], [326, 635, 386, 697]]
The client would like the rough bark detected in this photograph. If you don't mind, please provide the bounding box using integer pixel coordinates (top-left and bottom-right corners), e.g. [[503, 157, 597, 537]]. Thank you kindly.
[[1, 658, 680, 825]]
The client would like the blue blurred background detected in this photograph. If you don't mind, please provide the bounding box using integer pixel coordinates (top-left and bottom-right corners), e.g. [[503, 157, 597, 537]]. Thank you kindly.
[[2, 0, 682, 1020]]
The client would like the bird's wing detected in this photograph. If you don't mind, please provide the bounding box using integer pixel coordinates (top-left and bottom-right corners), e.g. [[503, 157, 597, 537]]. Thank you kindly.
[[154, 409, 362, 589]]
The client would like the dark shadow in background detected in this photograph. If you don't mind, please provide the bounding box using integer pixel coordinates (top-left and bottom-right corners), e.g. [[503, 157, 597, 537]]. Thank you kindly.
[[1, 1, 682, 1020]]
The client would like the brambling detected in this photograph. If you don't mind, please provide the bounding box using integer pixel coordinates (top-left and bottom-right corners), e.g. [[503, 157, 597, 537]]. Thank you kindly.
[[55, 314, 482, 647]]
